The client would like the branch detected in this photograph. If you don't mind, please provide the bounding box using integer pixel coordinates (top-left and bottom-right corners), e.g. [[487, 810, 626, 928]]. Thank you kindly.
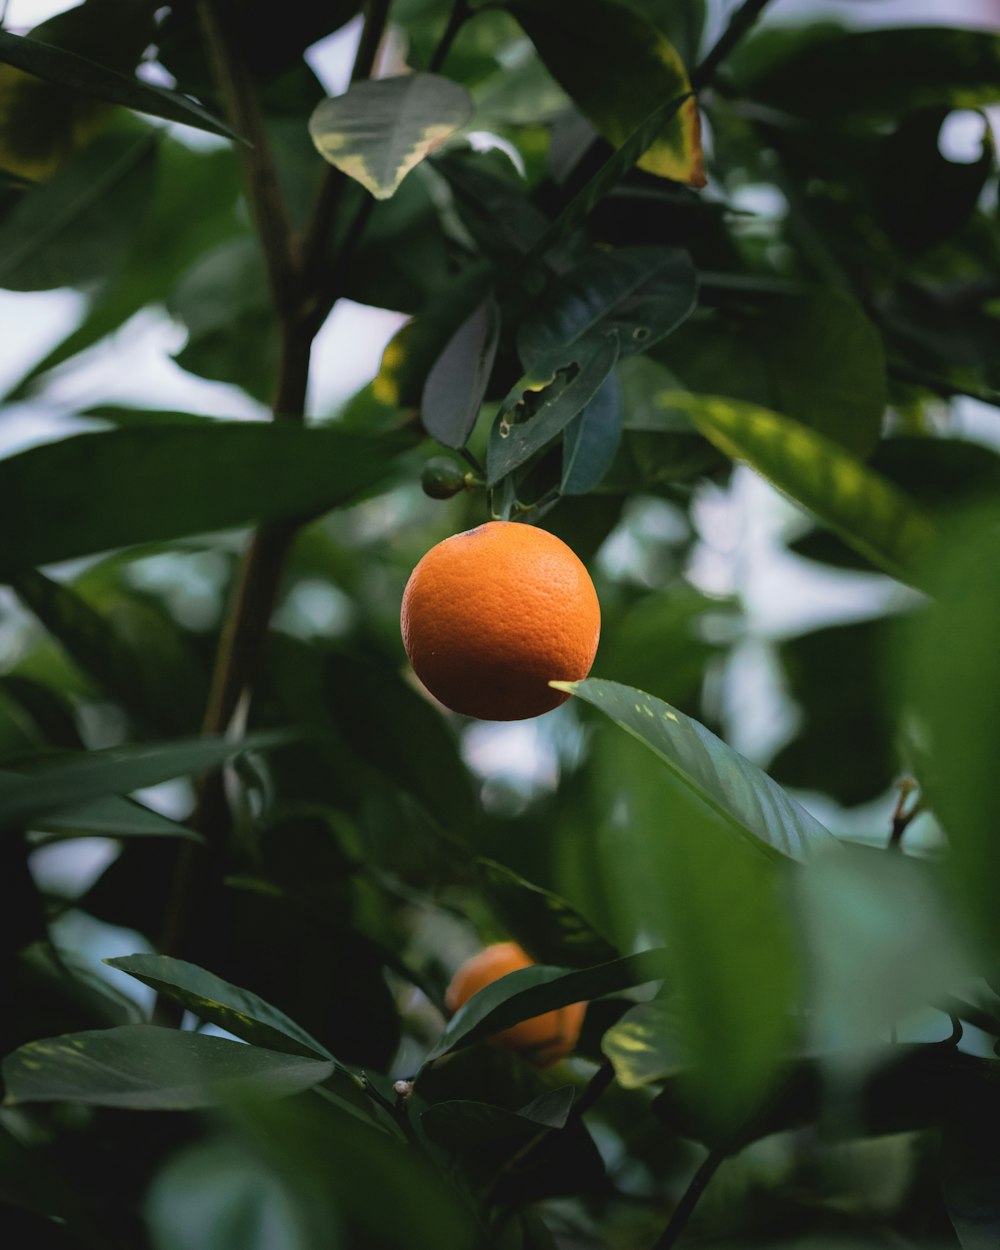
[[428, 0, 470, 73], [691, 0, 775, 91], [196, 0, 298, 318]]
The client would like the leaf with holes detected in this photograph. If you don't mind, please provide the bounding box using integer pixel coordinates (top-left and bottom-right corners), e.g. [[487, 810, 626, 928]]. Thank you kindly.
[[309, 74, 472, 200], [518, 247, 697, 370], [487, 333, 619, 486]]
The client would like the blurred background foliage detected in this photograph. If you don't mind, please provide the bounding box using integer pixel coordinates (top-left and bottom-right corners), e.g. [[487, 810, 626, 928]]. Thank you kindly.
[[1, 0, 999, 1246]]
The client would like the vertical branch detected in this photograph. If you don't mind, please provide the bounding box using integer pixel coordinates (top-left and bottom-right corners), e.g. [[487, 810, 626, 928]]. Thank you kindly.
[[691, 0, 776, 91]]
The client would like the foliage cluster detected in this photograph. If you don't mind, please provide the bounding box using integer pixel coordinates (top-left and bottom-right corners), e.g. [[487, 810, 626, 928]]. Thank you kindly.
[[1, 0, 1000, 1247]]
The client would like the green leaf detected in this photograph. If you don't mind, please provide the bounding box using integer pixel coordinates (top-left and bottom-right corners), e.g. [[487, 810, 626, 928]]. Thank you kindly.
[[658, 291, 886, 458], [475, 857, 620, 968], [6, 142, 243, 396], [518, 247, 698, 370], [25, 791, 204, 844], [0, 673, 84, 750], [309, 73, 472, 200], [487, 332, 619, 485], [421, 293, 500, 450], [2, 1026, 334, 1109], [771, 620, 897, 806], [424, 948, 671, 1064], [0, 424, 407, 577], [903, 504, 1000, 951], [0, 131, 157, 291], [146, 1135, 334, 1250], [105, 954, 331, 1060], [735, 27, 1000, 120], [601, 998, 685, 1089], [0, 28, 240, 140], [421, 1085, 574, 1149], [518, 87, 693, 272], [507, 0, 704, 185], [584, 728, 800, 1126], [561, 371, 623, 496], [10, 568, 204, 736], [676, 394, 936, 587], [0, 732, 287, 831], [942, 1115, 1000, 1250], [558, 677, 836, 861], [797, 845, 972, 1065]]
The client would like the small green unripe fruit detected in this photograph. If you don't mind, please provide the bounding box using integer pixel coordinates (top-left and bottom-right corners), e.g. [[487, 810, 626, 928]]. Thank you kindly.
[[421, 457, 469, 500]]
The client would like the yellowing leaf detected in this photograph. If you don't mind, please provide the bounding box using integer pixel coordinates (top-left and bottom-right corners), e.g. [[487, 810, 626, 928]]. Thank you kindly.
[[308, 73, 472, 200], [508, 0, 705, 187]]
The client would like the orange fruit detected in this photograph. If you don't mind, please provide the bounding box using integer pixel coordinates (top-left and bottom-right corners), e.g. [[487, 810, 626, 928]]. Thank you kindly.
[[400, 521, 600, 721], [445, 941, 586, 1067]]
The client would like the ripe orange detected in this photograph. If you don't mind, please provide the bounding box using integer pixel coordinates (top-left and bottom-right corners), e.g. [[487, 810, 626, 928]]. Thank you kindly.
[[400, 521, 600, 721], [445, 941, 587, 1067]]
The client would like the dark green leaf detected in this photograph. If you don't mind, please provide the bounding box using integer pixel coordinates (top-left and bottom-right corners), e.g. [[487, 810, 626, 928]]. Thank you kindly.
[[3, 1025, 334, 1109], [558, 677, 836, 861], [26, 791, 203, 843], [421, 293, 500, 450], [309, 73, 472, 200], [0, 424, 407, 577], [0, 131, 156, 291], [771, 620, 898, 806], [561, 371, 623, 495], [735, 27, 1000, 120], [0, 732, 286, 831], [679, 394, 936, 587], [476, 857, 620, 968], [421, 1085, 574, 1149], [10, 568, 204, 736], [0, 1121, 110, 1250], [507, 0, 704, 184], [0, 673, 83, 750], [943, 1113, 1000, 1250], [518, 247, 697, 369], [487, 333, 619, 485], [0, 29, 240, 140], [424, 947, 671, 1063]]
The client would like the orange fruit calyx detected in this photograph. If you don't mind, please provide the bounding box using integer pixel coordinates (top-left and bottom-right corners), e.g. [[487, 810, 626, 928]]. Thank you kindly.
[[444, 941, 587, 1068], [400, 521, 601, 721]]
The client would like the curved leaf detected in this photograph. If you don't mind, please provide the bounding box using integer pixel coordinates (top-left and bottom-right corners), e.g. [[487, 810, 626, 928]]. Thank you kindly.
[[555, 677, 836, 861], [0, 424, 408, 577], [561, 371, 623, 496], [487, 332, 619, 485], [424, 948, 671, 1064], [601, 999, 685, 1089], [309, 73, 472, 200], [421, 1086, 574, 1149], [0, 29, 239, 141], [421, 293, 500, 449], [518, 247, 698, 369], [3, 1026, 333, 1109], [0, 732, 287, 831], [508, 0, 704, 185], [675, 394, 936, 587]]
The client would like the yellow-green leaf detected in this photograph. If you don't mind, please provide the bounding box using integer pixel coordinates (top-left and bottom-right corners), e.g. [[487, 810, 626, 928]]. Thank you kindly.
[[673, 393, 936, 586], [308, 73, 472, 200], [508, 0, 705, 186]]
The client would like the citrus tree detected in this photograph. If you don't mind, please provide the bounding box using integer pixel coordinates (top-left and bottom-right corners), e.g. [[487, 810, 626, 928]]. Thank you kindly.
[[1, 0, 1000, 1246]]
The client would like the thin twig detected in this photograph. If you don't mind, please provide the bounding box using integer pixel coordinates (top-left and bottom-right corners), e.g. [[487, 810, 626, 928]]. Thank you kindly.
[[428, 0, 470, 73], [691, 0, 776, 91], [651, 1143, 729, 1250], [888, 778, 920, 852], [889, 362, 1000, 411]]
